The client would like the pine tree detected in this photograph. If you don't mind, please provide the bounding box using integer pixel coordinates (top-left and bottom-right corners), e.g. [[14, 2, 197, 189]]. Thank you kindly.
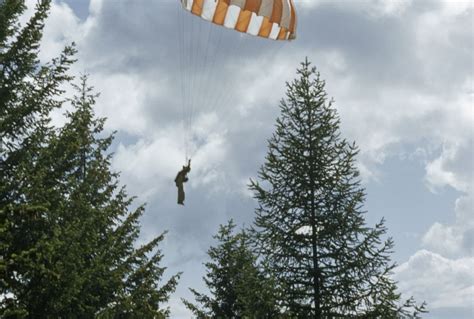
[[1, 1, 180, 315], [183, 220, 279, 318], [70, 77, 181, 318], [249, 59, 426, 318], [2, 73, 181, 317], [1, 1, 75, 316]]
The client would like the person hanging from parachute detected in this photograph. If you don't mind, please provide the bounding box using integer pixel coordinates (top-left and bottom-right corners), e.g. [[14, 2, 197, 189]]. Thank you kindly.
[[175, 0, 297, 205], [175, 159, 191, 205]]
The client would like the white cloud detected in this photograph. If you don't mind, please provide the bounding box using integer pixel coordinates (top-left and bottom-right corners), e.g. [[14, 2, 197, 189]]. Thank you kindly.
[[422, 193, 473, 257], [166, 297, 192, 319], [89, 0, 104, 16], [438, 0, 474, 17], [23, 0, 95, 63], [299, 0, 414, 17], [38, 1, 80, 61], [394, 250, 474, 311], [425, 142, 473, 194], [421, 118, 473, 257], [422, 222, 465, 257], [89, 72, 160, 136], [366, 0, 414, 17]]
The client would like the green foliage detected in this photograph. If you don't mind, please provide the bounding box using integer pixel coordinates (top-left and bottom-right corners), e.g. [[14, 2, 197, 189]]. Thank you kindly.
[[183, 220, 279, 319], [249, 59, 427, 318], [0, 2, 179, 317], [0, 0, 75, 147], [1, 1, 75, 316]]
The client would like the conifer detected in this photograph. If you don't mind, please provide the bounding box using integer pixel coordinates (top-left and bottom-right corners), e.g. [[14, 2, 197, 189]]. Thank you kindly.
[[250, 59, 427, 318]]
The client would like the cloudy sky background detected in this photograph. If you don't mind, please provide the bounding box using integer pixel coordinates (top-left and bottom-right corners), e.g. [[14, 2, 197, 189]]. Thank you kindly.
[[21, 0, 472, 317]]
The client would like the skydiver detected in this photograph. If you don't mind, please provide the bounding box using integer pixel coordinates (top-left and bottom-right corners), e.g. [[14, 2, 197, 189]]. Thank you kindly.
[[175, 159, 191, 205]]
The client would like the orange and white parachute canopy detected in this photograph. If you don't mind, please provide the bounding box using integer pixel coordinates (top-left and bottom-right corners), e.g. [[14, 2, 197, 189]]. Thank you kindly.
[[180, 0, 297, 40]]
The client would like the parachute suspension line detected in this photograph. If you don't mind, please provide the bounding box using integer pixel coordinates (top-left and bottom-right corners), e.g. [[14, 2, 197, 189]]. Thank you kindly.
[[183, 4, 193, 162], [194, 16, 214, 138], [185, 13, 194, 161], [189, 15, 203, 156], [187, 14, 198, 159], [188, 18, 224, 160], [187, 23, 226, 161], [177, 4, 188, 162], [196, 16, 217, 159], [186, 9, 199, 161], [185, 10, 192, 161], [188, 14, 196, 158], [187, 13, 214, 160], [179, 12, 195, 160]]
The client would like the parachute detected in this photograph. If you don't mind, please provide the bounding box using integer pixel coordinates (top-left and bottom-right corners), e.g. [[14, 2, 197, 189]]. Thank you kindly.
[[180, 0, 297, 41], [176, 0, 297, 161]]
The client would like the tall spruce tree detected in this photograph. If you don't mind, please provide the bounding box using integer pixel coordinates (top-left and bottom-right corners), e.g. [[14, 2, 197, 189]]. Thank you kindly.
[[183, 220, 279, 318], [1, 1, 76, 316], [1, 1, 179, 316], [250, 59, 426, 318], [55, 76, 180, 318], [2, 73, 181, 317]]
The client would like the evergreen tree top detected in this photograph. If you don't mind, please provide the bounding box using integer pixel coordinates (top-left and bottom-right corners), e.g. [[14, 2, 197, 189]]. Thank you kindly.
[[250, 59, 427, 318]]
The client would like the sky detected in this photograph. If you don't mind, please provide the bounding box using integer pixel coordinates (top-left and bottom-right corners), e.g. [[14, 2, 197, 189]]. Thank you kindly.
[[21, 0, 473, 318]]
